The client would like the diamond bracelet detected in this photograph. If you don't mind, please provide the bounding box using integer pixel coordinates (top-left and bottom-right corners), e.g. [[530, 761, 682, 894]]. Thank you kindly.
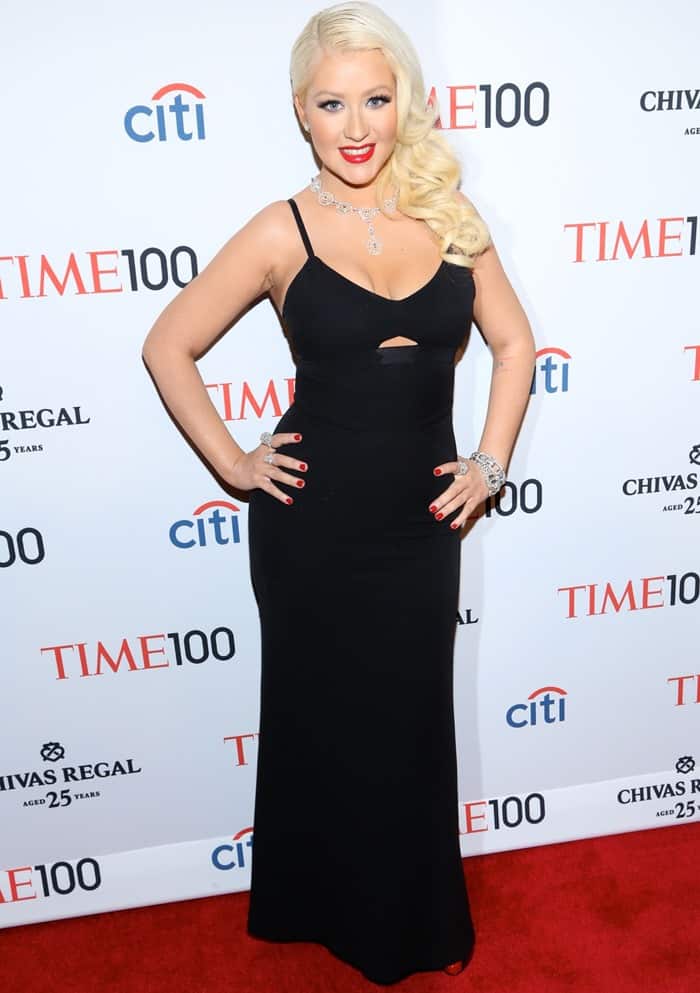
[[468, 451, 506, 496]]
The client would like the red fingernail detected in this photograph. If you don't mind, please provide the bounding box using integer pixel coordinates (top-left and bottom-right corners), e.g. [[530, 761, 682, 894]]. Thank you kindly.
[[294, 434, 302, 441], [435, 512, 444, 520], [433, 468, 442, 476], [299, 462, 307, 471], [450, 522, 459, 529], [429, 504, 437, 513], [286, 497, 293, 505], [296, 479, 304, 487]]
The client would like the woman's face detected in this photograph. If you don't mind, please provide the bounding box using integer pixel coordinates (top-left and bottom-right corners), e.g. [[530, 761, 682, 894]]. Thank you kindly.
[[295, 47, 398, 191]]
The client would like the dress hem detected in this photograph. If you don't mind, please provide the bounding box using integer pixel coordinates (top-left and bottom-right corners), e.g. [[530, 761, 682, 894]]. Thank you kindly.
[[246, 922, 475, 987]]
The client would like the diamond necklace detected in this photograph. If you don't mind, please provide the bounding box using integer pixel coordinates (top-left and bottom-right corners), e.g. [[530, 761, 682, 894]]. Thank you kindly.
[[309, 174, 398, 255]]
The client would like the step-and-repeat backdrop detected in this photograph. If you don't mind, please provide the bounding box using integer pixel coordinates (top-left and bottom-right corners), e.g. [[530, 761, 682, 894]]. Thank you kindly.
[[2, 0, 698, 927]]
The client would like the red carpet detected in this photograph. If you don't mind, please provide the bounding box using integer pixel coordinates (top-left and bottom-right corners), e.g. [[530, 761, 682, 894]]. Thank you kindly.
[[5, 821, 698, 992]]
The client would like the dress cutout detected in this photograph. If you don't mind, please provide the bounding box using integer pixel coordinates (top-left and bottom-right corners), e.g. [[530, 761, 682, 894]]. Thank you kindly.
[[246, 197, 477, 985]]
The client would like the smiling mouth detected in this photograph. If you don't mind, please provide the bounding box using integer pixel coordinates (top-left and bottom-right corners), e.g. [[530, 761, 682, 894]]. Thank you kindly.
[[339, 144, 375, 162]]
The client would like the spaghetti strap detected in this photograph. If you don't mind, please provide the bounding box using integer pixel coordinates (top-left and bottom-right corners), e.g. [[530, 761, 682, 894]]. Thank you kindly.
[[287, 198, 314, 258]]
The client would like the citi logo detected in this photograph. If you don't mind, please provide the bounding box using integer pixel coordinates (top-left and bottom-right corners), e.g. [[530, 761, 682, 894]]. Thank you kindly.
[[564, 215, 698, 262], [169, 500, 241, 549], [124, 82, 206, 143], [506, 686, 567, 728], [211, 827, 254, 871], [530, 347, 570, 395]]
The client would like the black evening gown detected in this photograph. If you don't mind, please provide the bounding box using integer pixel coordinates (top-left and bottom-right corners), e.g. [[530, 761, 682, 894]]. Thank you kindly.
[[246, 198, 477, 985]]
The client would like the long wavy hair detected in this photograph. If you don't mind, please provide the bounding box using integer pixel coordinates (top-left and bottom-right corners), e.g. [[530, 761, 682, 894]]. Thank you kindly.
[[289, 1, 492, 268]]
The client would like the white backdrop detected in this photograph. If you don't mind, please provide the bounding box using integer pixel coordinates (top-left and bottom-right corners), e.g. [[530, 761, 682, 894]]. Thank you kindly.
[[2, 0, 699, 926]]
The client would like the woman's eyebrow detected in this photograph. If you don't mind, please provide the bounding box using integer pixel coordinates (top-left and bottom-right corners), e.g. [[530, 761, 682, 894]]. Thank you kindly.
[[311, 84, 392, 99]]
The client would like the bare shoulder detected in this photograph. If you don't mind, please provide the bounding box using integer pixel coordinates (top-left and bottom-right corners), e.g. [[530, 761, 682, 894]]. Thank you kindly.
[[249, 188, 312, 235], [237, 198, 297, 258], [141, 198, 304, 360], [186, 197, 302, 302]]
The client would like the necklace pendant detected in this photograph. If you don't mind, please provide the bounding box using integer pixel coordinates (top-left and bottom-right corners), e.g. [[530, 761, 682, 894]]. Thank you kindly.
[[309, 174, 393, 255]]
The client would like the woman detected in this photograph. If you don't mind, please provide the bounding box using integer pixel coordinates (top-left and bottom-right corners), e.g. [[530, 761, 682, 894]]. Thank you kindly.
[[142, 1, 535, 984]]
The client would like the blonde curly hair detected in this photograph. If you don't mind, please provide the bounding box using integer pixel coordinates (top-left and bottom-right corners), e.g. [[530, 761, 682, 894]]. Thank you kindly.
[[289, 1, 492, 268]]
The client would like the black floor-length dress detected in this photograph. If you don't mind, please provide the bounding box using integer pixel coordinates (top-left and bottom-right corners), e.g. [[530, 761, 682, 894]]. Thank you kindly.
[[246, 198, 477, 985]]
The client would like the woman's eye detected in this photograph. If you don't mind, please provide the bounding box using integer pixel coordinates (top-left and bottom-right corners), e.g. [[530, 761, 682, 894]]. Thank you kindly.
[[317, 95, 391, 112]]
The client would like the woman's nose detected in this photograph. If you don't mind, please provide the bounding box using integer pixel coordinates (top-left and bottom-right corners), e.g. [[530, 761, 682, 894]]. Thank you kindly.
[[343, 108, 369, 143]]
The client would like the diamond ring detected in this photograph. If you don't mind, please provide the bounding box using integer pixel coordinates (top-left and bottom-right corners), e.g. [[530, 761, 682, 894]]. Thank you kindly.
[[457, 458, 469, 476], [260, 431, 274, 447], [263, 452, 275, 465]]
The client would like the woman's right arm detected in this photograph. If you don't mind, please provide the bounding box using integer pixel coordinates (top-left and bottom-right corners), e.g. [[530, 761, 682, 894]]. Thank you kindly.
[[141, 201, 305, 503]]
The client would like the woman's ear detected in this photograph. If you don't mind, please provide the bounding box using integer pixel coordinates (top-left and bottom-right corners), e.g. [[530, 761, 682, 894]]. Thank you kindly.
[[293, 93, 309, 132]]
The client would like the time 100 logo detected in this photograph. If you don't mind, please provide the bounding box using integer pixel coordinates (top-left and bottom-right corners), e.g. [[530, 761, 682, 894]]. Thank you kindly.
[[481, 479, 542, 518]]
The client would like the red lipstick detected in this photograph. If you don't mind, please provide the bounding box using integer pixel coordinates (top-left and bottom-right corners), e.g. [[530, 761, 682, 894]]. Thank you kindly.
[[339, 143, 375, 163]]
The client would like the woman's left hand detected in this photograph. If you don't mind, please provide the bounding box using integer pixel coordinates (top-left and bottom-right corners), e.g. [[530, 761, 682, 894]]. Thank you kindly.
[[428, 457, 490, 530]]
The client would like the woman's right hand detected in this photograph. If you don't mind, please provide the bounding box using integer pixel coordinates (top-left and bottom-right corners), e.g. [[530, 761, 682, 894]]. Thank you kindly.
[[226, 432, 308, 505]]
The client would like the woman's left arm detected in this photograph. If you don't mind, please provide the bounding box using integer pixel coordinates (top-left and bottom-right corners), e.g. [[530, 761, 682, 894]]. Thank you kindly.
[[429, 237, 536, 529], [470, 239, 537, 472]]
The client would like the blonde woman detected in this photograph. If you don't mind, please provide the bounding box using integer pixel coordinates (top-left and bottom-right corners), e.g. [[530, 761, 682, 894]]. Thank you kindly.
[[142, 1, 535, 984]]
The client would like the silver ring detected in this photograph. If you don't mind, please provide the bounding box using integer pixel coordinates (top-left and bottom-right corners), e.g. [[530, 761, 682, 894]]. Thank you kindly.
[[457, 458, 469, 476], [260, 431, 273, 447], [263, 452, 275, 465]]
